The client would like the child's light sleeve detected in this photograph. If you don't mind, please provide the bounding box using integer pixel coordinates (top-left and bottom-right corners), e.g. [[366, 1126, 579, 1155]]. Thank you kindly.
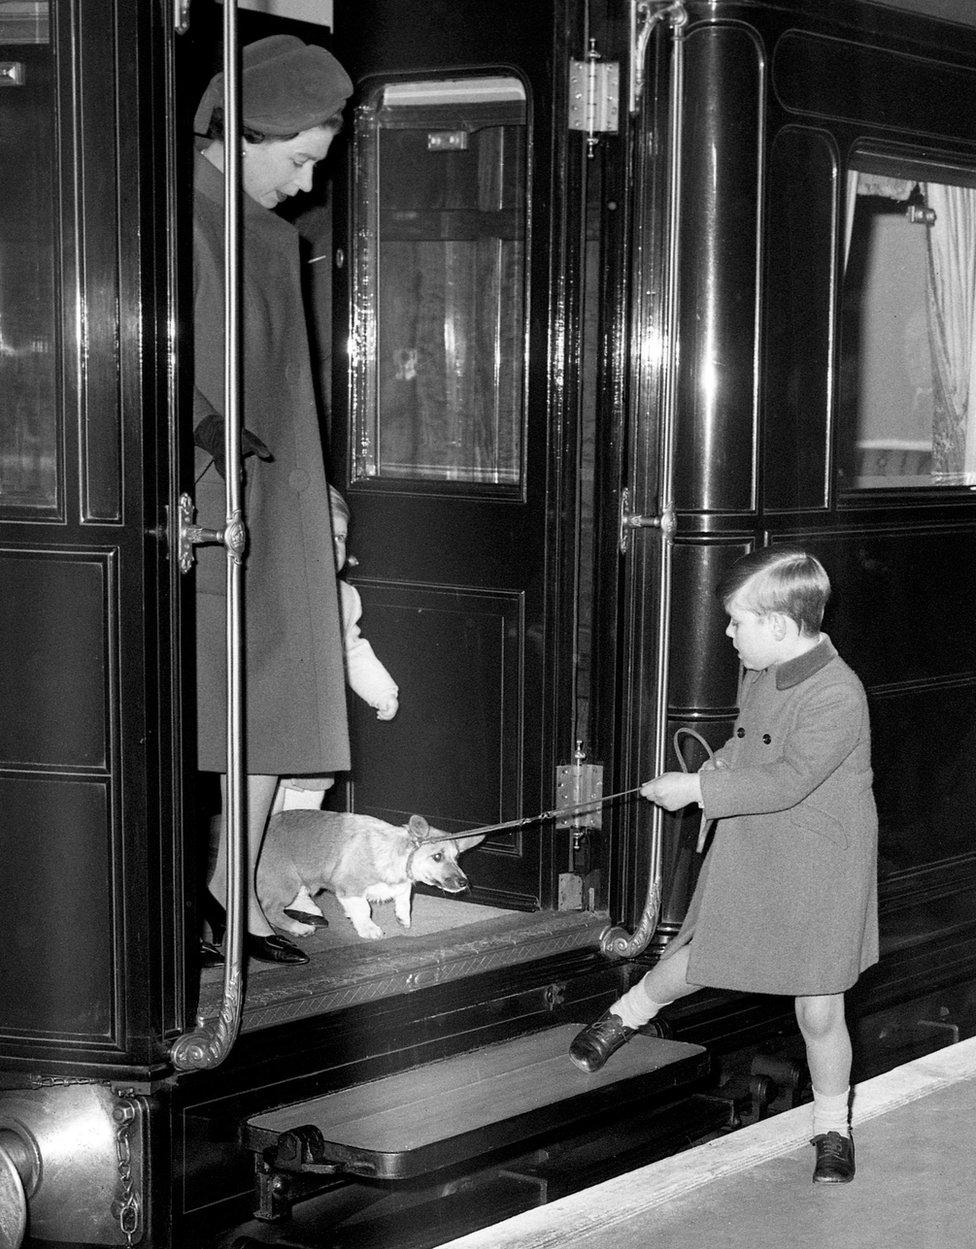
[[339, 581, 399, 710]]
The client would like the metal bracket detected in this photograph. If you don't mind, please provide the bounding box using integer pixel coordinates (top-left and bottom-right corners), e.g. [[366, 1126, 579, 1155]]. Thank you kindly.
[[569, 41, 620, 157], [618, 486, 676, 554]]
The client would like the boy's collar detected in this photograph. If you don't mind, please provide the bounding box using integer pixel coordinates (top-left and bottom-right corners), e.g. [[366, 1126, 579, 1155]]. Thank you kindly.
[[775, 634, 836, 690]]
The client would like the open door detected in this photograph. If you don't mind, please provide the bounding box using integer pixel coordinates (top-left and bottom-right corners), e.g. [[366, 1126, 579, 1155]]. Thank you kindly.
[[0, 0, 180, 1071], [328, 0, 583, 911]]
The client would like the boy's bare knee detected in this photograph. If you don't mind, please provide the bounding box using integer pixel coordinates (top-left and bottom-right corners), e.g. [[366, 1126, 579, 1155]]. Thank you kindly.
[[795, 993, 844, 1039]]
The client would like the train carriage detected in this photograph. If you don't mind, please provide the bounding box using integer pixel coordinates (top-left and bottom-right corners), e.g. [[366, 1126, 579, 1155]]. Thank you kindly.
[[2, 0, 976, 1245]]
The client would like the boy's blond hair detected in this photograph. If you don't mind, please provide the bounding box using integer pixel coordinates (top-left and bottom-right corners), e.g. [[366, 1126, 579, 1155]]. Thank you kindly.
[[716, 549, 830, 637], [328, 484, 350, 524]]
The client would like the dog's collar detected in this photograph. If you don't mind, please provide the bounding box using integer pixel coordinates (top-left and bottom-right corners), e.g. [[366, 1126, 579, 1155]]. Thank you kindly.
[[405, 839, 424, 882]]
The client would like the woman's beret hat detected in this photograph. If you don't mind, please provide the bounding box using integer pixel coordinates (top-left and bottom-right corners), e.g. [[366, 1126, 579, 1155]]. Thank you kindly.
[[194, 34, 353, 137]]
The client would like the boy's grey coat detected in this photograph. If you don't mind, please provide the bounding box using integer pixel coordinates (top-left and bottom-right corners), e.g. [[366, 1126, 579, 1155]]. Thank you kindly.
[[668, 636, 879, 996], [192, 153, 350, 775]]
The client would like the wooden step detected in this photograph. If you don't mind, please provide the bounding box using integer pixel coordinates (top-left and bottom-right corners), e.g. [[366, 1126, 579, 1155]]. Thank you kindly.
[[245, 1024, 708, 1181]]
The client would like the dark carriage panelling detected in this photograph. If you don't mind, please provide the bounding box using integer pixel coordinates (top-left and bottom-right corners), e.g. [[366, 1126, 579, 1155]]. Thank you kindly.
[[868, 683, 976, 879], [763, 127, 836, 512], [773, 31, 976, 143], [668, 540, 752, 711], [0, 775, 113, 1038], [347, 581, 534, 901], [788, 529, 976, 688], [0, 551, 112, 767], [675, 24, 762, 513]]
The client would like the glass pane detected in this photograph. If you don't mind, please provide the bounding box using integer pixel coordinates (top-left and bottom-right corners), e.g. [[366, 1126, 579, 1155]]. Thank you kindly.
[[838, 159, 976, 491], [0, 9, 57, 513], [351, 77, 527, 486]]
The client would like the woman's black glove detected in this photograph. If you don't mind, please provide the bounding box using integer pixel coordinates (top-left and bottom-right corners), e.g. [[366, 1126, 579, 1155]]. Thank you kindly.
[[193, 412, 273, 479]]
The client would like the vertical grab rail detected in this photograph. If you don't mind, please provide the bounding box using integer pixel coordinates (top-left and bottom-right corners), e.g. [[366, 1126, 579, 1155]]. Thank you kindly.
[[602, 0, 688, 959], [172, 0, 247, 1070]]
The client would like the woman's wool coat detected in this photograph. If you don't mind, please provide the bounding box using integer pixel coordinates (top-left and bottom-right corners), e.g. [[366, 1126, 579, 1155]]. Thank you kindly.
[[668, 637, 879, 996], [192, 153, 350, 776]]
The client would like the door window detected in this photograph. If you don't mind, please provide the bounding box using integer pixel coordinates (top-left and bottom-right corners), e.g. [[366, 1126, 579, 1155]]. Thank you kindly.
[[839, 152, 976, 491], [349, 75, 527, 488], [0, 4, 57, 515]]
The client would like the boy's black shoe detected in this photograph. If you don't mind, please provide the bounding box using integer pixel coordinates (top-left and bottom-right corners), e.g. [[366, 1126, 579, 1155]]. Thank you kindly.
[[811, 1131, 855, 1183], [569, 1010, 635, 1073]]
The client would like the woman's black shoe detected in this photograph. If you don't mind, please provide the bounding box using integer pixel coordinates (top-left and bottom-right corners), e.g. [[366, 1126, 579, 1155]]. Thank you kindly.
[[200, 938, 224, 968], [202, 892, 309, 964], [245, 933, 309, 965]]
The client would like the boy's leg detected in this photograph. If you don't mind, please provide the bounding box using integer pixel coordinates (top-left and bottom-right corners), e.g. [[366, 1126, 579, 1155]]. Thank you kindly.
[[795, 992, 855, 1183], [570, 946, 698, 1073], [613, 945, 698, 1028]]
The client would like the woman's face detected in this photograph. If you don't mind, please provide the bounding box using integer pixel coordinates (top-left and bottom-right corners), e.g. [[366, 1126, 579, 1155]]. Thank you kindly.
[[241, 125, 336, 208]]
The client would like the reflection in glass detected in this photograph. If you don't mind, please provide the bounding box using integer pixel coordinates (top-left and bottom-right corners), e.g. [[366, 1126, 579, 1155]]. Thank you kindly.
[[351, 77, 527, 486], [0, 29, 57, 512], [839, 162, 976, 490]]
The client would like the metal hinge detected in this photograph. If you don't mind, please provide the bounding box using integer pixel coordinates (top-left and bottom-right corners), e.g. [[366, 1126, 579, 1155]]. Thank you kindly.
[[568, 41, 620, 157], [555, 742, 604, 846]]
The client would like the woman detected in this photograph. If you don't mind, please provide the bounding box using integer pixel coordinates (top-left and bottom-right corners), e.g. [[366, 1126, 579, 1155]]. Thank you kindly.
[[192, 36, 352, 965]]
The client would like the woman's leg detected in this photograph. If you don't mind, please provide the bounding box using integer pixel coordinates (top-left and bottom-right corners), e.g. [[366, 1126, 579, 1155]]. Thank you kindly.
[[209, 773, 279, 937]]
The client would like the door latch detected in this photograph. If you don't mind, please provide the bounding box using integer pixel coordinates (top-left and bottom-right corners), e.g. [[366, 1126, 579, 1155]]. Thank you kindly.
[[618, 486, 676, 554], [176, 492, 245, 573]]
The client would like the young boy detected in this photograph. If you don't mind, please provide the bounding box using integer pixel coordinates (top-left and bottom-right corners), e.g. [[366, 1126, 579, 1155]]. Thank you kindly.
[[570, 549, 878, 1184], [275, 486, 399, 815]]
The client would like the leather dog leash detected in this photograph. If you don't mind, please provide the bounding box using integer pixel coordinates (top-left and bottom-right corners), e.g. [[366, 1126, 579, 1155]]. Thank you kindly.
[[429, 726, 716, 852], [672, 726, 715, 853]]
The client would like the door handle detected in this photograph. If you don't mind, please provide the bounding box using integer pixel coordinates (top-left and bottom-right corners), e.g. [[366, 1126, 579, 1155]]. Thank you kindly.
[[176, 491, 246, 573], [618, 487, 676, 554]]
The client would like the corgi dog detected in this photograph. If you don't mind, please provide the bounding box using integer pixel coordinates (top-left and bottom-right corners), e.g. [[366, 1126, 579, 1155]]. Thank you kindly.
[[257, 810, 485, 940]]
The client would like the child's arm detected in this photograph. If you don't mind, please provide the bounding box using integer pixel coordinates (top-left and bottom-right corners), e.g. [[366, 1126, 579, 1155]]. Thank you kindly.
[[340, 582, 399, 719], [700, 678, 865, 819]]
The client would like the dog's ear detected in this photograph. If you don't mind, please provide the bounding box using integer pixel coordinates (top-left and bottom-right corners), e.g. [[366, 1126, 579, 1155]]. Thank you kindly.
[[407, 814, 430, 842], [453, 833, 486, 854]]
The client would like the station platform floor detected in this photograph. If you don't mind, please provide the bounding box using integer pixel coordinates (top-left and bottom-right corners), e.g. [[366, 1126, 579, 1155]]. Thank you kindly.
[[438, 1033, 976, 1249]]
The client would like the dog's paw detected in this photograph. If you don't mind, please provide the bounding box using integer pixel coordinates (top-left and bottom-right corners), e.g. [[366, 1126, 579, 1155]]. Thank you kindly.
[[353, 921, 384, 940], [395, 915, 412, 929]]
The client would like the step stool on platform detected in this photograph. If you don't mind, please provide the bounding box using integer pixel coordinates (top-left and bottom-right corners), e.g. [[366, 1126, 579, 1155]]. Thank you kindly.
[[245, 1023, 707, 1221]]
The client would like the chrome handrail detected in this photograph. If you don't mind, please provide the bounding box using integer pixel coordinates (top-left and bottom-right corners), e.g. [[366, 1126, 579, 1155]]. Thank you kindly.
[[602, 0, 688, 959], [172, 0, 247, 1071]]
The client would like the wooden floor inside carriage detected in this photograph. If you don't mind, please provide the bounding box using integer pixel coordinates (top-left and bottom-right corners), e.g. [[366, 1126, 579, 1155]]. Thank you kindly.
[[197, 895, 608, 1031]]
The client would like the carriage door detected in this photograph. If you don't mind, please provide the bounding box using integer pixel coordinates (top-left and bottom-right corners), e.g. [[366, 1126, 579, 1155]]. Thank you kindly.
[[329, 0, 576, 909], [0, 1, 180, 1074]]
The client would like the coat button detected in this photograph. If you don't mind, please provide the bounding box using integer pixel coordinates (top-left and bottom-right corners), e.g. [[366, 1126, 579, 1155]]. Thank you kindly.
[[763, 733, 771, 744], [736, 728, 745, 738], [289, 469, 309, 492]]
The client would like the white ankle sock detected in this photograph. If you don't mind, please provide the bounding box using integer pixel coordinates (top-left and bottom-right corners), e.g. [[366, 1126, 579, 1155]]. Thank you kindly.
[[812, 1087, 850, 1138], [612, 979, 671, 1030]]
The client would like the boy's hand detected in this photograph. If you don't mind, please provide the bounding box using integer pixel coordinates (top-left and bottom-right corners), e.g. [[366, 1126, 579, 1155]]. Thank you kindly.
[[640, 771, 702, 811], [698, 757, 729, 774], [375, 697, 398, 721]]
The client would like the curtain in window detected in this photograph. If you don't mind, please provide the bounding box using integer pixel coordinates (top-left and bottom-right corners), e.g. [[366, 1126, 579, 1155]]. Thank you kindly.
[[924, 182, 976, 479]]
